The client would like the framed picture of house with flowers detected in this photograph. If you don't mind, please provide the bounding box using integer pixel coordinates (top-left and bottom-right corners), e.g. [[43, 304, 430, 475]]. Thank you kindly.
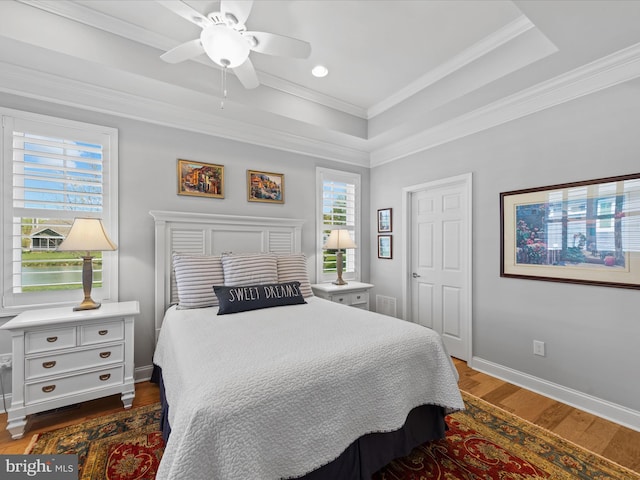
[[500, 172, 640, 289]]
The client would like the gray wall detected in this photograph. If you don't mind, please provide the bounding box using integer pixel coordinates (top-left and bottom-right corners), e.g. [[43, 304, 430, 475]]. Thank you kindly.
[[0, 92, 371, 376], [369, 78, 640, 414]]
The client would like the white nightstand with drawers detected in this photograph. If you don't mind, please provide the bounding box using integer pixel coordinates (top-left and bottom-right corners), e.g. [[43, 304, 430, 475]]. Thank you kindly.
[[0, 300, 139, 439], [311, 282, 374, 310]]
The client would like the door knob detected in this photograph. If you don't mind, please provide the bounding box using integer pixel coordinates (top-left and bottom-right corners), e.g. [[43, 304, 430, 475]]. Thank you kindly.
[[412, 272, 421, 278]]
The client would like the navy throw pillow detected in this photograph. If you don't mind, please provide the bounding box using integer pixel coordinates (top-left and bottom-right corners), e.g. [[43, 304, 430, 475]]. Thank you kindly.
[[214, 281, 307, 315]]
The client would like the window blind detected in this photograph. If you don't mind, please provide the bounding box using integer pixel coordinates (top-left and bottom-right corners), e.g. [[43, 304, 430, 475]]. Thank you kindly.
[[316, 168, 361, 282], [1, 110, 118, 313]]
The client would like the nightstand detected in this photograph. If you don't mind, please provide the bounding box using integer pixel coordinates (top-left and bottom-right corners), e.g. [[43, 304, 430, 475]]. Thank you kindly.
[[311, 282, 374, 310], [0, 300, 139, 439]]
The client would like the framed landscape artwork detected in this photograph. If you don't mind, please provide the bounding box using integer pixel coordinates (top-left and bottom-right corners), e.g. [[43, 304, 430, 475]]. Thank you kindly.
[[378, 235, 392, 259], [500, 172, 640, 289], [177, 159, 224, 198], [247, 170, 284, 204], [378, 208, 392, 233]]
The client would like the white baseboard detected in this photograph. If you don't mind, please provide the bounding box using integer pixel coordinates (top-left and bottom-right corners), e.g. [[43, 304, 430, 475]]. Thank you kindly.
[[134, 365, 154, 383], [471, 356, 640, 433]]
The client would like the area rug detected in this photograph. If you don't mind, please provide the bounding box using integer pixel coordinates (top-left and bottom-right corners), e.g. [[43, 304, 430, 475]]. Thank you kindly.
[[26, 393, 639, 480], [26, 403, 163, 480]]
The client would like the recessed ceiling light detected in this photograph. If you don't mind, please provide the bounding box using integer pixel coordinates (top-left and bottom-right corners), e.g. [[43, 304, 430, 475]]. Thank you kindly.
[[312, 65, 328, 78]]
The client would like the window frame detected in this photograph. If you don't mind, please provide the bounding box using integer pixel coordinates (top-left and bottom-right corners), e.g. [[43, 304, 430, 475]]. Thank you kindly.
[[1, 107, 118, 316], [316, 167, 361, 284]]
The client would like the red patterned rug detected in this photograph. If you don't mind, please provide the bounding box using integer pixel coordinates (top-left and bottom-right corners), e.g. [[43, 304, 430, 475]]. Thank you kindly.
[[26, 393, 639, 480]]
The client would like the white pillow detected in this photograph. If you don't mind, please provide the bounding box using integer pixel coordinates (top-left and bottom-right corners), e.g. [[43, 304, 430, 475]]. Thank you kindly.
[[172, 253, 224, 309], [276, 254, 313, 298], [221, 253, 278, 287]]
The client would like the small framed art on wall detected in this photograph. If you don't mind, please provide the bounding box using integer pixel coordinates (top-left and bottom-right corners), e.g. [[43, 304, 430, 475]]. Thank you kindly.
[[177, 159, 224, 198], [247, 170, 284, 204], [378, 208, 392, 233], [378, 235, 392, 259]]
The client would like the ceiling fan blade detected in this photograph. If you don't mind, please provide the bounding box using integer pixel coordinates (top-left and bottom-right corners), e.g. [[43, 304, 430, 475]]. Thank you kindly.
[[156, 0, 212, 28], [160, 38, 204, 63], [220, 0, 253, 26], [245, 31, 311, 59], [232, 58, 259, 89]]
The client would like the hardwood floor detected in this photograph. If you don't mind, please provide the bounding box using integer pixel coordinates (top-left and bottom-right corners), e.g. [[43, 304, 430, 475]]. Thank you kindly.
[[454, 358, 640, 474], [0, 381, 160, 455], [0, 362, 638, 475]]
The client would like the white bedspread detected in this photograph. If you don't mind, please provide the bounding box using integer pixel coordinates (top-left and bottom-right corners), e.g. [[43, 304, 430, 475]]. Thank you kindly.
[[153, 297, 464, 480]]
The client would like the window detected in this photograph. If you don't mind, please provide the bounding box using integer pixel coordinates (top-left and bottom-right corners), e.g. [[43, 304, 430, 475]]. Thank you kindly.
[[316, 168, 361, 283], [1, 108, 118, 314]]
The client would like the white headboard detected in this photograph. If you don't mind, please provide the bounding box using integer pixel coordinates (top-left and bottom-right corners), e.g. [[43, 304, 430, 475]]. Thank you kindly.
[[149, 210, 305, 339]]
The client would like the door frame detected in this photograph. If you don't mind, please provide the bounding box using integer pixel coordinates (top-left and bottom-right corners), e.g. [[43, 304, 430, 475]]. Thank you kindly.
[[401, 172, 473, 364]]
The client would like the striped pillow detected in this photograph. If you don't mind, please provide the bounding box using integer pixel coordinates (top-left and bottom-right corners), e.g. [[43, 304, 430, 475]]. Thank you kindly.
[[276, 254, 313, 298], [172, 253, 224, 309], [221, 253, 278, 287]]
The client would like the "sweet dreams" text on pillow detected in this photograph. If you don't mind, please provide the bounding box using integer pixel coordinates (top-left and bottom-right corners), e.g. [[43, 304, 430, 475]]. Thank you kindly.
[[213, 281, 307, 315]]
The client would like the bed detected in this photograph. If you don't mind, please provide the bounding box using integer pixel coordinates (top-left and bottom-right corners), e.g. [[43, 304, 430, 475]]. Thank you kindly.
[[149, 211, 464, 480]]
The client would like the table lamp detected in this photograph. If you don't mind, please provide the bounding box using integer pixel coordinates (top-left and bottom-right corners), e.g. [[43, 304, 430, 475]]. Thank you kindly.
[[57, 218, 117, 311], [323, 229, 356, 285]]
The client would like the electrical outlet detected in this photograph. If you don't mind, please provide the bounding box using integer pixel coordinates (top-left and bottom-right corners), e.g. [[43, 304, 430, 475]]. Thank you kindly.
[[533, 340, 545, 357], [0, 355, 12, 369]]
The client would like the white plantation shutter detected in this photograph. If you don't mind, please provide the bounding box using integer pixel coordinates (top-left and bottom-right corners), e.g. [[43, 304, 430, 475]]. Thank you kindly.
[[1, 108, 118, 313], [12, 129, 104, 215], [316, 168, 361, 283]]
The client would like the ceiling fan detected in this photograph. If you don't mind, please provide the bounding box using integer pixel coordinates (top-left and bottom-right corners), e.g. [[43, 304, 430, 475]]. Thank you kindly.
[[158, 0, 311, 91]]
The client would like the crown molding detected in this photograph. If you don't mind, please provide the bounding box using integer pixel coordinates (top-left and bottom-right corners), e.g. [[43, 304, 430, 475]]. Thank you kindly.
[[367, 15, 535, 119], [18, 0, 176, 50], [0, 61, 370, 167], [3, 8, 640, 171], [17, 0, 367, 119], [370, 41, 640, 167]]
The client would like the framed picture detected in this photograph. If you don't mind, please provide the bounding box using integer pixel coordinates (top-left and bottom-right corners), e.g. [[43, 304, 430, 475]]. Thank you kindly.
[[247, 170, 284, 204], [177, 159, 224, 198], [500, 172, 640, 289], [377, 208, 392, 233], [378, 235, 392, 259]]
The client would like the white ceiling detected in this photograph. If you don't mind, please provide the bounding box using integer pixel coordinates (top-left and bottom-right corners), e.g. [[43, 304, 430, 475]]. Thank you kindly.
[[2, 0, 640, 167]]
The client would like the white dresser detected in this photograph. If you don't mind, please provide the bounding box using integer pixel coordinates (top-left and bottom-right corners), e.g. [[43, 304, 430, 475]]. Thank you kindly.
[[311, 282, 374, 310], [0, 301, 139, 439]]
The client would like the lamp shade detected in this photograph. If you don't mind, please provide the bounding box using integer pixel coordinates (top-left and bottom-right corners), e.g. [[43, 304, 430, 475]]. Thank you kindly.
[[323, 229, 356, 250], [201, 24, 250, 68], [57, 218, 117, 252]]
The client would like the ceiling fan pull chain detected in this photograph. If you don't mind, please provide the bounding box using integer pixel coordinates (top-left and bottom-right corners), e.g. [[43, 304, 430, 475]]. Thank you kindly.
[[220, 65, 228, 109]]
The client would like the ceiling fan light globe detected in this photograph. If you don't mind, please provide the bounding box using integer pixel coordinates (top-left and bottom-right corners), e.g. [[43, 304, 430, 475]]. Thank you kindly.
[[201, 24, 250, 68]]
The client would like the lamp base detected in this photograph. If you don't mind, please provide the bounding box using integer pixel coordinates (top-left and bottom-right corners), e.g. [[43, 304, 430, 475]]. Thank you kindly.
[[333, 250, 348, 285], [73, 298, 101, 311], [74, 255, 101, 311]]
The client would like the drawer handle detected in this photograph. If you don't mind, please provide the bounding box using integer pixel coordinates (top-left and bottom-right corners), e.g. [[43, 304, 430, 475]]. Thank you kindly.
[[99, 351, 111, 359], [98, 330, 108, 336], [99, 374, 111, 381], [338, 297, 344, 302], [42, 385, 56, 393], [356, 295, 361, 299], [46, 336, 58, 343], [42, 361, 56, 369]]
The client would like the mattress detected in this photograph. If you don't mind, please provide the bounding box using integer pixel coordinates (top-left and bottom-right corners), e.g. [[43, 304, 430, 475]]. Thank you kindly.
[[153, 297, 464, 480]]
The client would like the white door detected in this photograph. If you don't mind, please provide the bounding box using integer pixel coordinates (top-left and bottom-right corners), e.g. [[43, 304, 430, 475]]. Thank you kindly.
[[409, 175, 471, 360]]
